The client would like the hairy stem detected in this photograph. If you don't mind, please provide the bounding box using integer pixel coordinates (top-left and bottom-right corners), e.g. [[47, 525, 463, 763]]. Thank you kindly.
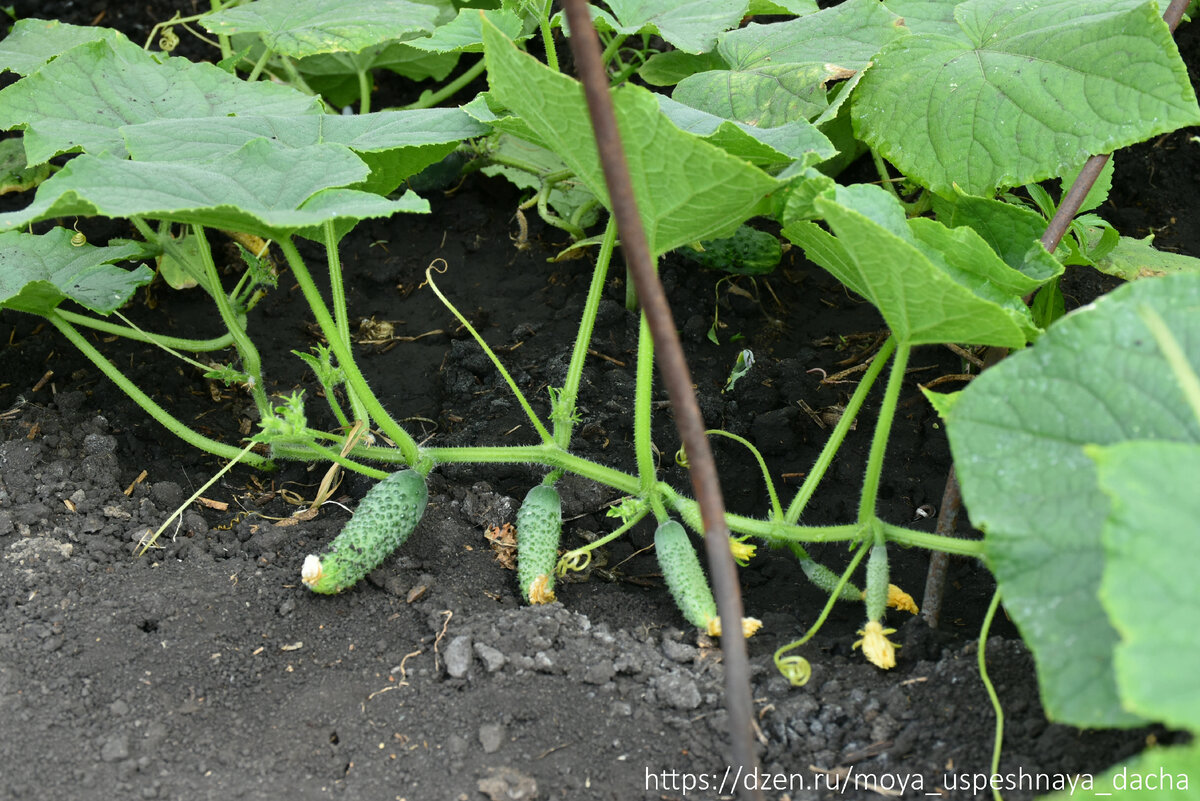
[[784, 337, 896, 524], [278, 236, 420, 464], [554, 215, 617, 448], [47, 311, 270, 468], [858, 342, 910, 526]]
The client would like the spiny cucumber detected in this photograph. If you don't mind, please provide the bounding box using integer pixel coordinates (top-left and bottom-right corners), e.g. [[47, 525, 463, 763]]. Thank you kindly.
[[677, 225, 782, 275], [301, 469, 428, 594], [654, 519, 761, 638], [865, 543, 890, 622], [517, 484, 562, 604]]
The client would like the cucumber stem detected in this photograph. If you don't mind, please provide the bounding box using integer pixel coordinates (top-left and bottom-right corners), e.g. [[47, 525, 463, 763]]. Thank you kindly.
[[555, 215, 617, 448], [278, 236, 421, 465], [858, 342, 910, 526], [46, 311, 270, 468], [54, 308, 234, 352], [784, 337, 895, 524], [423, 263, 555, 446], [323, 221, 369, 424], [633, 312, 657, 491]]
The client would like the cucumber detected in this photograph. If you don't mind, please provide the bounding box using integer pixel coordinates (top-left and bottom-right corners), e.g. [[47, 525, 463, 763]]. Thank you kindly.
[[517, 484, 562, 604], [654, 519, 762, 637], [677, 225, 782, 275], [865, 543, 889, 622], [301, 469, 428, 594]]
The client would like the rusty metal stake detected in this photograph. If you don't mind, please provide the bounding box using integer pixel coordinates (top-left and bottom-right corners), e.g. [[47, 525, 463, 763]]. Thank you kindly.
[[558, 1, 762, 796]]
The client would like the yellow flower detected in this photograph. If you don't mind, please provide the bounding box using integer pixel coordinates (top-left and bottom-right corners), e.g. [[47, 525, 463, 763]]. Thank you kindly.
[[528, 573, 557, 604], [705, 616, 764, 638], [887, 584, 919, 614], [729, 536, 757, 566], [859, 584, 919, 614], [853, 621, 899, 669]]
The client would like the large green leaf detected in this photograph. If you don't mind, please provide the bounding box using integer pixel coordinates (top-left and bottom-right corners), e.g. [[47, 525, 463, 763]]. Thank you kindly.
[[561, 0, 749, 54], [0, 228, 151, 315], [0, 139, 428, 239], [942, 274, 1200, 727], [1090, 441, 1200, 731], [0, 37, 319, 165], [482, 18, 778, 256], [0, 18, 130, 76], [672, 0, 904, 126], [855, 0, 1200, 196], [782, 184, 1037, 347], [200, 0, 440, 59]]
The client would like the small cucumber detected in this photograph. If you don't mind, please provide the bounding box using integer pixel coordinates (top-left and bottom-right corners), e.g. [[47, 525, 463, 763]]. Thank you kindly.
[[301, 469, 428, 594], [677, 225, 782, 275], [655, 519, 762, 638], [865, 543, 889, 622], [517, 484, 562, 604]]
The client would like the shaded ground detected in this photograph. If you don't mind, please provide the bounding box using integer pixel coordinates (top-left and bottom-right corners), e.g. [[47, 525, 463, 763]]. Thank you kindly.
[[2, 4, 1198, 800]]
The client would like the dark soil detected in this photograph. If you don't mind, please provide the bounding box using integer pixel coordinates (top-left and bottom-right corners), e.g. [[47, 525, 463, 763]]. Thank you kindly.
[[2, 4, 1197, 800]]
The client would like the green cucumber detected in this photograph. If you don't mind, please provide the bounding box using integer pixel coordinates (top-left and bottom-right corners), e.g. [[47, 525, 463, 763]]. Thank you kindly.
[[655, 519, 763, 637], [301, 469, 428, 594], [677, 225, 782, 276], [865, 543, 889, 622], [655, 519, 716, 630], [517, 484, 562, 604]]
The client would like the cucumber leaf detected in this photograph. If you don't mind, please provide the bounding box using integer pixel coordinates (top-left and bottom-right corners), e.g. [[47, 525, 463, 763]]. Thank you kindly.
[[880, 0, 958, 36], [404, 7, 523, 53], [931, 189, 1063, 285], [0, 37, 320, 165], [482, 17, 778, 256], [638, 50, 728, 87], [1089, 441, 1200, 731], [655, 95, 835, 169], [782, 184, 1038, 347], [1091, 234, 1200, 281], [559, 0, 749, 55], [855, 0, 1200, 196], [672, 0, 904, 127], [941, 273, 1200, 727], [295, 46, 459, 107], [119, 109, 486, 162], [0, 228, 151, 315], [200, 0, 440, 59], [0, 18, 131, 76], [0, 139, 428, 240], [0, 137, 50, 195], [1041, 742, 1200, 800]]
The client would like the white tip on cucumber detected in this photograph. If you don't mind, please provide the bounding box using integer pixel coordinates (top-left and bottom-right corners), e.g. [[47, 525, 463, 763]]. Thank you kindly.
[[301, 554, 323, 587]]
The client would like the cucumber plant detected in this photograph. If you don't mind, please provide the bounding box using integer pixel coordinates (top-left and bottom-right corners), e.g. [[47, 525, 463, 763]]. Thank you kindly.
[[2, 0, 1200, 786]]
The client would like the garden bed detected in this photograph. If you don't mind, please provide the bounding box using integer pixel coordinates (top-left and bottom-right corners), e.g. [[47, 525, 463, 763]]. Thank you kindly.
[[2, 2, 1197, 800]]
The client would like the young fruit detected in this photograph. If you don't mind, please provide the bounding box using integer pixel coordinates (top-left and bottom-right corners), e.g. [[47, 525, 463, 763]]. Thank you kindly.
[[517, 484, 562, 604], [677, 225, 782, 275], [301, 469, 428, 594], [654, 519, 761, 638]]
